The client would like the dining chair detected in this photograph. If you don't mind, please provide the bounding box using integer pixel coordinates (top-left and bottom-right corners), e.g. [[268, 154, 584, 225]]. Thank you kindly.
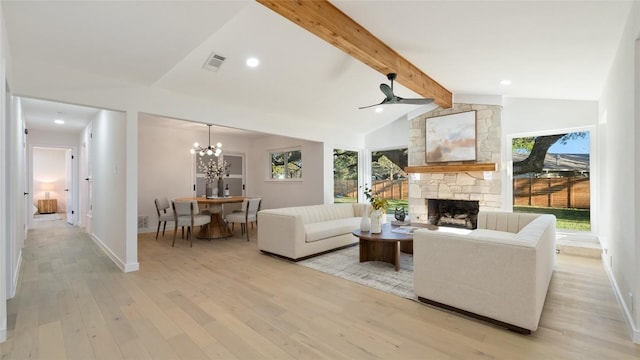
[[172, 200, 211, 247], [154, 197, 174, 240], [225, 198, 261, 241]]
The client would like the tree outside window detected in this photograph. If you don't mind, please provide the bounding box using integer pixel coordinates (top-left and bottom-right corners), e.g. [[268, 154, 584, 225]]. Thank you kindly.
[[512, 131, 591, 231], [371, 148, 408, 214], [333, 149, 358, 203], [271, 150, 302, 179]]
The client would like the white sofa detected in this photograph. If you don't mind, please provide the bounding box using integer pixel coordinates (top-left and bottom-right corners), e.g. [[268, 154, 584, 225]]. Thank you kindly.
[[257, 203, 367, 261], [413, 211, 556, 334]]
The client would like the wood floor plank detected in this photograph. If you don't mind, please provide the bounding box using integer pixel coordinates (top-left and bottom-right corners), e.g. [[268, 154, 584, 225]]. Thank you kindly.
[[164, 305, 215, 348], [166, 333, 209, 360], [127, 317, 182, 359], [199, 300, 294, 359], [117, 339, 153, 360], [2, 222, 639, 359], [38, 321, 67, 360]]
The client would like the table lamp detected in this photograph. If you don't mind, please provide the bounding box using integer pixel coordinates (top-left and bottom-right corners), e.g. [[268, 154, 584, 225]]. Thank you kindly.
[[41, 183, 55, 199]]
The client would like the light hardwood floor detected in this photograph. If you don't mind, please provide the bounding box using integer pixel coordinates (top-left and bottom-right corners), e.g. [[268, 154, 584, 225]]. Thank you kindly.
[[2, 220, 639, 359]]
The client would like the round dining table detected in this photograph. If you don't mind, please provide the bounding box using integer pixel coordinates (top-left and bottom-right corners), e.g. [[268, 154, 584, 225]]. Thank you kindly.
[[175, 196, 245, 239]]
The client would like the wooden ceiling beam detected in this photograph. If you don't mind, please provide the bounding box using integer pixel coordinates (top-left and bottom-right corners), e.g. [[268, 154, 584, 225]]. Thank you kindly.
[[257, 0, 452, 109]]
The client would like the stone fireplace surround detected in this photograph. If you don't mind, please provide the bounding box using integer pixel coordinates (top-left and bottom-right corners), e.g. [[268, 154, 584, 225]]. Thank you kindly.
[[408, 104, 503, 223]]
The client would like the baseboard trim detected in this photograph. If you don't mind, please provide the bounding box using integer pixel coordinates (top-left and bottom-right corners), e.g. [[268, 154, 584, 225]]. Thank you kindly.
[[601, 252, 640, 343], [0, 328, 6, 343], [124, 262, 140, 272], [417, 296, 532, 335], [90, 233, 138, 273]]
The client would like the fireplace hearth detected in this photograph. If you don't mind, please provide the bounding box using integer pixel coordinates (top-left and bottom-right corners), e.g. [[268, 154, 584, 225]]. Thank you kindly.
[[427, 199, 480, 229]]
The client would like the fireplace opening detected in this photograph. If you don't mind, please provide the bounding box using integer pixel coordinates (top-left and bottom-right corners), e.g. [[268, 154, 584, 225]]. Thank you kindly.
[[427, 199, 480, 229]]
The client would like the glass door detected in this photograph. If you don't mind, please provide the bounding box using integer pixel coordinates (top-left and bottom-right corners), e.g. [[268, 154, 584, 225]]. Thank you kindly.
[[194, 153, 245, 197], [222, 154, 244, 196]]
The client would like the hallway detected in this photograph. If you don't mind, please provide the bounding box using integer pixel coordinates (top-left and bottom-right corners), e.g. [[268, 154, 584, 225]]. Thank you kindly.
[[2, 220, 119, 359]]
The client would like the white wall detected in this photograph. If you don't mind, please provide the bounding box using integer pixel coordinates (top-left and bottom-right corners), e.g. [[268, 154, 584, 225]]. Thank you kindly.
[[249, 135, 324, 210], [32, 148, 67, 211], [0, 0, 13, 340], [6, 52, 23, 318], [27, 130, 80, 147], [502, 98, 599, 135], [365, 115, 411, 150], [598, 0, 640, 342], [89, 109, 135, 271]]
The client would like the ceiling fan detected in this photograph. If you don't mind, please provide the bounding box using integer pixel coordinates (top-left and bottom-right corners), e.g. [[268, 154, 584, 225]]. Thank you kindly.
[[359, 73, 435, 109]]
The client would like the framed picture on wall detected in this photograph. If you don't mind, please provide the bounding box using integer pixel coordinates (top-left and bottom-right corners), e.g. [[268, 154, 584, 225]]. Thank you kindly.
[[426, 110, 477, 163]]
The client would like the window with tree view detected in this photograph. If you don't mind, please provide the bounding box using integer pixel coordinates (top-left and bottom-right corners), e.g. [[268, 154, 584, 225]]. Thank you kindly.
[[270, 149, 302, 179], [370, 148, 409, 214], [512, 131, 591, 231], [333, 149, 358, 203]]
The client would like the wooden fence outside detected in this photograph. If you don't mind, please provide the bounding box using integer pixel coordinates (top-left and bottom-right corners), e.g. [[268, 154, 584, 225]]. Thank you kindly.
[[334, 179, 409, 199], [513, 176, 590, 209]]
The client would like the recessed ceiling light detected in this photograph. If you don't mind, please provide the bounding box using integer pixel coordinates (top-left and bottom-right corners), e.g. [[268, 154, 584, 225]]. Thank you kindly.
[[54, 119, 64, 124], [375, 107, 383, 113], [246, 57, 259, 68], [500, 79, 512, 85]]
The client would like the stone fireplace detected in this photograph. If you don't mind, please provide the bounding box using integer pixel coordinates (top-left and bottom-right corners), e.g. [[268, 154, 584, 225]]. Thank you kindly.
[[427, 199, 479, 229], [408, 103, 503, 222]]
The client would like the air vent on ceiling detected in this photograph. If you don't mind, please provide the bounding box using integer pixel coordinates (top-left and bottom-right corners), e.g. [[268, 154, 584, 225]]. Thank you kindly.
[[203, 52, 227, 72]]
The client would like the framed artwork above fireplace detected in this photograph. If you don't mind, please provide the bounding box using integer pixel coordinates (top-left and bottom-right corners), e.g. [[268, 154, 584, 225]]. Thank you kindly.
[[426, 110, 477, 163]]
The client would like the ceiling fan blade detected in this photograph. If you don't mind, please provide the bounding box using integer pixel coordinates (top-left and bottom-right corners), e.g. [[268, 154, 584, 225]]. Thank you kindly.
[[396, 97, 435, 105], [358, 98, 388, 109], [360, 73, 429, 110], [379, 83, 395, 100]]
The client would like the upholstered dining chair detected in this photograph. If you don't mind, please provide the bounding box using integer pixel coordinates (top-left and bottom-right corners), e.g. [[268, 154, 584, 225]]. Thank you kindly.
[[225, 197, 261, 241], [154, 197, 174, 240], [171, 200, 211, 247]]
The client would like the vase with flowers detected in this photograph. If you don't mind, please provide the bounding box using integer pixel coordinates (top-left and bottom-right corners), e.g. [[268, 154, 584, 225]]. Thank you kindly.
[[199, 158, 231, 198], [363, 185, 388, 233]]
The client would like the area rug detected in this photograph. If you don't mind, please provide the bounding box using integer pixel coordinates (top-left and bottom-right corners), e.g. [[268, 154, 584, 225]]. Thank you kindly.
[[298, 245, 417, 300], [33, 213, 61, 221]]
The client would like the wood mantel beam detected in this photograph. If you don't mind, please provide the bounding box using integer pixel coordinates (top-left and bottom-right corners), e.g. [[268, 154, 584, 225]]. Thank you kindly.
[[256, 0, 453, 109]]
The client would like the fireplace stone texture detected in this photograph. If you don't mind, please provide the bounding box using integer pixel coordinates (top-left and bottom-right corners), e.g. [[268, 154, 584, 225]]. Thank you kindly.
[[408, 103, 502, 223]]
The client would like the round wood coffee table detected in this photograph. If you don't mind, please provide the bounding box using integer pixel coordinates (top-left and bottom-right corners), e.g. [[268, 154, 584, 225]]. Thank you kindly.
[[352, 223, 414, 271]]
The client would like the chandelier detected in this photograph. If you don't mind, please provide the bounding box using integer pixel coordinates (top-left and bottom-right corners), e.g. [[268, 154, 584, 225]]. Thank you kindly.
[[190, 124, 222, 156]]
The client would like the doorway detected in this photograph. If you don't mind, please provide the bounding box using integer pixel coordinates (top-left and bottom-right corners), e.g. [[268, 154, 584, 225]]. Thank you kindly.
[[31, 146, 76, 226]]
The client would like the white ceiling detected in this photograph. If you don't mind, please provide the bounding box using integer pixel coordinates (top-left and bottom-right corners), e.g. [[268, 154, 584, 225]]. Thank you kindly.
[[3, 0, 632, 137], [20, 98, 100, 134]]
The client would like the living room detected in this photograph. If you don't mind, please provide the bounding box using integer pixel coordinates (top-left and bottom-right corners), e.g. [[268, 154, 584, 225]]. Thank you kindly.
[[2, 0, 640, 356]]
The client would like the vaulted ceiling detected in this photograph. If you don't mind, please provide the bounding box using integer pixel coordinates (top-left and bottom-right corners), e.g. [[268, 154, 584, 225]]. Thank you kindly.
[[3, 0, 632, 137]]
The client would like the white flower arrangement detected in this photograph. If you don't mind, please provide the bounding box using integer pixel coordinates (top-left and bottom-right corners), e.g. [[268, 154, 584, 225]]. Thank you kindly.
[[199, 158, 231, 183]]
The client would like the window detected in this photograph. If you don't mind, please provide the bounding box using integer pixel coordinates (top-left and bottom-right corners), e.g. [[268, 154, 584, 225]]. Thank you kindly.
[[270, 149, 302, 179], [370, 148, 408, 214], [333, 149, 358, 203], [512, 131, 591, 231]]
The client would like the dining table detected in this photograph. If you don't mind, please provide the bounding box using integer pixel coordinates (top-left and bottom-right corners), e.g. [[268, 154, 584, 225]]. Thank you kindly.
[[175, 196, 245, 240]]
